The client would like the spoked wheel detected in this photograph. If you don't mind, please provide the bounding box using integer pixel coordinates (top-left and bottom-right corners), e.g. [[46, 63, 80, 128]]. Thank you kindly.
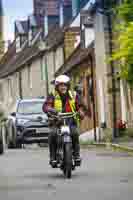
[[64, 143, 72, 179]]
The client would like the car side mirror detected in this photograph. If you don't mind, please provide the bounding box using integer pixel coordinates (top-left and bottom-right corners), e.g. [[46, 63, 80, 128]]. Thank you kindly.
[[11, 112, 16, 117]]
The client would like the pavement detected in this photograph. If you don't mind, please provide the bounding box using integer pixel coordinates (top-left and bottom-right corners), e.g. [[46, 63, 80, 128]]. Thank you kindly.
[[0, 147, 133, 200], [112, 139, 133, 153], [116, 141, 133, 148], [80, 128, 133, 152]]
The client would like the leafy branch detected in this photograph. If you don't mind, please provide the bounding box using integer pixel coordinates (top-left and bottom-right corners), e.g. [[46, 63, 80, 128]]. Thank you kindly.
[[109, 0, 133, 86]]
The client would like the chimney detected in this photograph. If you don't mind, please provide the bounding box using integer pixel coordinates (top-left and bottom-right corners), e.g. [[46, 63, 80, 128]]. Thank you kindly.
[[72, 0, 80, 17], [59, 0, 64, 27], [28, 14, 38, 46], [15, 21, 24, 52]]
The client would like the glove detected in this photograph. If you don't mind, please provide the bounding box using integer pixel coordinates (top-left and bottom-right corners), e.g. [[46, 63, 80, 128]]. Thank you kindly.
[[79, 109, 85, 120], [47, 108, 58, 115]]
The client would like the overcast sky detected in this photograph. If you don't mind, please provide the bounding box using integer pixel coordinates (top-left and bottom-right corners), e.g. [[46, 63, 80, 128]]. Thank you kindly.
[[3, 0, 33, 42]]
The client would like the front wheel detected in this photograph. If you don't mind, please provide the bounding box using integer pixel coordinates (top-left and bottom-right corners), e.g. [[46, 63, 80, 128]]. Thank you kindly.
[[64, 143, 72, 179]]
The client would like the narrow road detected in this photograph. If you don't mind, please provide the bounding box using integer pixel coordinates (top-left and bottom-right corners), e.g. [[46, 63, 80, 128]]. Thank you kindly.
[[0, 147, 133, 200]]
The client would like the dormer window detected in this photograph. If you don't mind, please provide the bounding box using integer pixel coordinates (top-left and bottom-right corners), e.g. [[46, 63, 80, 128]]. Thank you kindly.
[[59, 1, 64, 27], [15, 20, 28, 52], [28, 29, 33, 46], [28, 15, 38, 46], [80, 12, 94, 48], [16, 36, 21, 53], [44, 14, 48, 37]]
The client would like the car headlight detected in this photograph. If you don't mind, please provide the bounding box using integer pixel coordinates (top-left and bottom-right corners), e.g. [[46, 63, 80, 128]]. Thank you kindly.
[[16, 119, 29, 125]]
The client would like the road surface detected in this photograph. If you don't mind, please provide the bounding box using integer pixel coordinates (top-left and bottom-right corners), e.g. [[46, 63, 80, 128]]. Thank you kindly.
[[0, 147, 133, 200]]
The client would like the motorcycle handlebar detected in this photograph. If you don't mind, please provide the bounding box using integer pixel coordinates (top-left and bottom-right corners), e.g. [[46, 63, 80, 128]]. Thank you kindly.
[[48, 111, 78, 120], [58, 112, 78, 118]]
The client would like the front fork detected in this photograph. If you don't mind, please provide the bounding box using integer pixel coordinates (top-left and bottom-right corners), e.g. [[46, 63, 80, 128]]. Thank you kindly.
[[58, 132, 75, 170]]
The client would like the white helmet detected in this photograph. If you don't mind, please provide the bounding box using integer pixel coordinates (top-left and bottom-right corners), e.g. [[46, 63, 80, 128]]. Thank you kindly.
[[55, 75, 70, 86]]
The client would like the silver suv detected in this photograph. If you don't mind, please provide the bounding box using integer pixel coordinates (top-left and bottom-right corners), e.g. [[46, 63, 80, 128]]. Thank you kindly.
[[5, 98, 50, 148]]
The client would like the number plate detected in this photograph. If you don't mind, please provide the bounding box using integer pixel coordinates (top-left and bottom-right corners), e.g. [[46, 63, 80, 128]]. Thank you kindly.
[[64, 136, 71, 143], [36, 128, 49, 133], [61, 126, 70, 134]]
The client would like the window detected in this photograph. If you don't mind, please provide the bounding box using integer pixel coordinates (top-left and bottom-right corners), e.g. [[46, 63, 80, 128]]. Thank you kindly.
[[28, 29, 32, 46], [17, 101, 44, 115], [16, 36, 21, 53]]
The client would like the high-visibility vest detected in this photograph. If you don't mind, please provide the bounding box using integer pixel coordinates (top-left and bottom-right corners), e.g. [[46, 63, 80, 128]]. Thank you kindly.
[[52, 90, 80, 126]]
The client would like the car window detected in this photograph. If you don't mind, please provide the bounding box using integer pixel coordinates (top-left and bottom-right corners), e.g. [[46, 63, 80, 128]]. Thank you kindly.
[[17, 101, 44, 115]]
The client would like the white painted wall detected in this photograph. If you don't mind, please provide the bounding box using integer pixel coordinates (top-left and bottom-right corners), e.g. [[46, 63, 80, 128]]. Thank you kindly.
[[55, 47, 64, 72], [98, 79, 106, 124], [85, 28, 95, 47], [30, 58, 46, 98], [120, 80, 127, 122]]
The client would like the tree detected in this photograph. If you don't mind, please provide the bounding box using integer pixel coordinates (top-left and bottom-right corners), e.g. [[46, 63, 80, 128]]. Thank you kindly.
[[111, 0, 133, 86]]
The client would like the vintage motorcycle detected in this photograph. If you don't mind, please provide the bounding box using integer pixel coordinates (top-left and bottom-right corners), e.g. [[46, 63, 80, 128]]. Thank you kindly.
[[48, 111, 81, 179]]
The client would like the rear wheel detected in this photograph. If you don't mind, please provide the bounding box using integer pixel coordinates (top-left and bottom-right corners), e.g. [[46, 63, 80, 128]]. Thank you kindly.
[[64, 143, 72, 179]]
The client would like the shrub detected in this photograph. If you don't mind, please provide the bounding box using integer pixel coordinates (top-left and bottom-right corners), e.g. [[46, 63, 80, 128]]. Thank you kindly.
[[125, 128, 133, 138], [79, 139, 94, 146], [102, 128, 113, 143]]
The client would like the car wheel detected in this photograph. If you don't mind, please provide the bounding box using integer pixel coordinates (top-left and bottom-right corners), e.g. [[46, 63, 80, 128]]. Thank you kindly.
[[7, 123, 17, 149], [16, 141, 22, 149], [0, 126, 4, 155]]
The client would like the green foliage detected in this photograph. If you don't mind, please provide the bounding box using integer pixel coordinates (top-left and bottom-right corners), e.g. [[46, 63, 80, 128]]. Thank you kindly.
[[110, 0, 133, 86], [123, 128, 133, 138], [117, 0, 133, 22], [79, 139, 94, 146], [104, 0, 118, 9], [102, 128, 113, 143], [117, 135, 130, 142]]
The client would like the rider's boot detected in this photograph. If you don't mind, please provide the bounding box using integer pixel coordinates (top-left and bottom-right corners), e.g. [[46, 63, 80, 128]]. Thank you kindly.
[[49, 145, 57, 167], [74, 155, 81, 166], [49, 154, 57, 168], [73, 135, 81, 166], [49, 133, 57, 167]]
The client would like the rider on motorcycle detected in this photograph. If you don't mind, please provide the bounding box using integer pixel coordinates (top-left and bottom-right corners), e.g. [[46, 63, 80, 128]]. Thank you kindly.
[[42, 75, 85, 166]]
